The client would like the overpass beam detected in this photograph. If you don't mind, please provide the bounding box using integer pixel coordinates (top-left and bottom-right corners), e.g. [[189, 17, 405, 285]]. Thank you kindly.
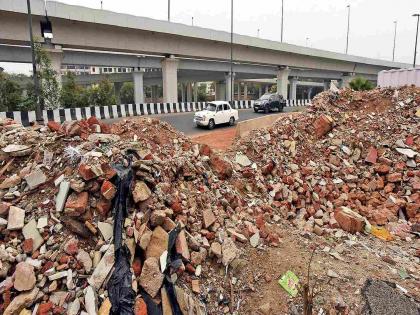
[[340, 72, 355, 88], [161, 56, 179, 103], [133, 69, 145, 104], [289, 77, 298, 100], [277, 66, 290, 98]]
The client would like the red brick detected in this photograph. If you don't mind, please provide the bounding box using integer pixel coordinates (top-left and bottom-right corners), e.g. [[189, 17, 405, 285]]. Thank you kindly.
[[365, 146, 378, 164], [78, 164, 96, 181], [209, 155, 233, 179], [101, 163, 117, 180], [101, 180, 116, 200], [313, 115, 333, 138], [22, 239, 33, 254], [65, 192, 89, 215], [96, 198, 112, 217], [405, 135, 414, 146], [261, 160, 275, 176], [37, 301, 53, 315], [0, 202, 10, 217], [132, 258, 142, 277], [199, 144, 213, 157], [374, 164, 390, 175], [86, 116, 100, 126], [64, 238, 79, 256], [334, 207, 365, 234], [170, 199, 183, 213], [134, 297, 147, 315], [406, 203, 419, 219], [47, 121, 61, 132], [387, 173, 402, 183]]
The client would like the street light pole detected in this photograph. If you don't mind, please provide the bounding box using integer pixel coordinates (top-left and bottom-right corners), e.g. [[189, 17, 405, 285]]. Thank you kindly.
[[168, 0, 170, 21], [26, 0, 43, 123], [281, 0, 284, 42], [257, 29, 260, 38], [306, 37, 309, 47], [392, 21, 397, 62], [192, 16, 194, 26], [346, 4, 350, 54], [413, 14, 420, 68], [230, 0, 233, 103]]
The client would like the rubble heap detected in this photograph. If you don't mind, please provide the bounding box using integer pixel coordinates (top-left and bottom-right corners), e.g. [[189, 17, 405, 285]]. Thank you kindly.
[[0, 86, 418, 314], [0, 115, 279, 314], [232, 86, 419, 236]]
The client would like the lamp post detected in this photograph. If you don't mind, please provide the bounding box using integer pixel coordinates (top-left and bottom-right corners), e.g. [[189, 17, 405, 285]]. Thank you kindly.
[[26, 0, 43, 123], [413, 14, 420, 67], [306, 37, 310, 47], [392, 21, 397, 62], [345, 4, 350, 54], [257, 29, 260, 38], [230, 0, 234, 103], [100, 1, 103, 9], [168, 0, 170, 21], [281, 0, 284, 42]]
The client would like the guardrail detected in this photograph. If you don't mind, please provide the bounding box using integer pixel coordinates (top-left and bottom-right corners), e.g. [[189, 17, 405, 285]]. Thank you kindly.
[[0, 99, 311, 127]]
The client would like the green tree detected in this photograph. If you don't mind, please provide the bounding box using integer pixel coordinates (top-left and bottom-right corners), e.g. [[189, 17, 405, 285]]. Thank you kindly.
[[61, 72, 85, 108], [197, 83, 207, 101], [87, 78, 116, 106], [34, 43, 61, 109], [119, 82, 134, 104], [349, 77, 374, 91], [0, 72, 23, 111]]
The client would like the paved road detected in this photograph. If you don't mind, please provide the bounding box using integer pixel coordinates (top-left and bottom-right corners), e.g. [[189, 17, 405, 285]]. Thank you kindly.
[[105, 107, 304, 136]]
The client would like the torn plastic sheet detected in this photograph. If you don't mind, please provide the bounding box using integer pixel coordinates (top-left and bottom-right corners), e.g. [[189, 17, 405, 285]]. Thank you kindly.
[[108, 162, 136, 315]]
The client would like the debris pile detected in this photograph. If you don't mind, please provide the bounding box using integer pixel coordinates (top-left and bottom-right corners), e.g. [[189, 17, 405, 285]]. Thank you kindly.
[[0, 86, 418, 314], [233, 86, 419, 237], [0, 114, 279, 314]]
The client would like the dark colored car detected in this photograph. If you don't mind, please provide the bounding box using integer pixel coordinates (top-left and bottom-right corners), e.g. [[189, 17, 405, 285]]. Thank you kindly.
[[253, 93, 286, 113]]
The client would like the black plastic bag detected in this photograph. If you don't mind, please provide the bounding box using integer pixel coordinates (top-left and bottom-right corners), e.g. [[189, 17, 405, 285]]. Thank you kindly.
[[108, 162, 136, 315]]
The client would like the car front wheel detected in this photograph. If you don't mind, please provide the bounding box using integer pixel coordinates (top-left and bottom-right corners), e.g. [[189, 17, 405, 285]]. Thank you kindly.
[[208, 119, 215, 130], [254, 108, 258, 113], [264, 107, 269, 114], [229, 117, 235, 126]]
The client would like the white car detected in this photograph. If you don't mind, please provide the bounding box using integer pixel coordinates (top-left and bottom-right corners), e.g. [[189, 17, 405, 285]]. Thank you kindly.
[[194, 101, 239, 129]]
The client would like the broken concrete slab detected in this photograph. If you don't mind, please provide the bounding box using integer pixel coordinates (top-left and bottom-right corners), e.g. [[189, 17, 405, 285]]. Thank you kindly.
[[7, 206, 25, 230], [88, 245, 115, 290], [22, 219, 44, 251]]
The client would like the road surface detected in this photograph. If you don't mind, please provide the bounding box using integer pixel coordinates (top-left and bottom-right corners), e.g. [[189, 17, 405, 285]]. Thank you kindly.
[[105, 107, 304, 136]]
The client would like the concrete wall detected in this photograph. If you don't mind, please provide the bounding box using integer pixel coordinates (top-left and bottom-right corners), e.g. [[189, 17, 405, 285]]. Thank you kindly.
[[378, 68, 420, 87]]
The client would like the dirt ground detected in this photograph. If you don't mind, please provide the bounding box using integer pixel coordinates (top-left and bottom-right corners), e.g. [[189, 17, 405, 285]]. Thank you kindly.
[[232, 222, 419, 314], [191, 127, 238, 151]]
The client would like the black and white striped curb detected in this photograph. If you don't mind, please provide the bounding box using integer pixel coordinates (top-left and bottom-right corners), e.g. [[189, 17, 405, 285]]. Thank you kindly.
[[0, 99, 310, 127]]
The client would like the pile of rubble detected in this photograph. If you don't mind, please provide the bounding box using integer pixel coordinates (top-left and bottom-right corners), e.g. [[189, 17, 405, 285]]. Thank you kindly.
[[0, 115, 279, 314], [0, 86, 418, 314], [232, 86, 419, 238]]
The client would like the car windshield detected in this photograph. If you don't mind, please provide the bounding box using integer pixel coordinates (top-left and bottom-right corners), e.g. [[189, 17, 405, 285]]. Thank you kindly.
[[258, 94, 272, 100], [205, 103, 217, 111]]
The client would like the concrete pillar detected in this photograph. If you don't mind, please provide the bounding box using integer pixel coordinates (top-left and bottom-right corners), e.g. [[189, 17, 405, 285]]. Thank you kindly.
[[323, 80, 331, 91], [236, 83, 241, 100], [258, 86, 262, 98], [289, 77, 298, 100], [276, 67, 290, 98], [186, 82, 193, 102], [265, 85, 269, 93], [133, 70, 145, 104], [151, 85, 159, 102], [244, 83, 248, 100], [114, 82, 123, 104], [181, 83, 186, 102], [225, 72, 235, 102], [215, 81, 226, 100], [44, 46, 63, 88], [193, 82, 198, 102], [340, 73, 355, 88], [161, 56, 179, 103]]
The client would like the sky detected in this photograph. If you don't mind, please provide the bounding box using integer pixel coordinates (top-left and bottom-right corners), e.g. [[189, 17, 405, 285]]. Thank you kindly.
[[1, 0, 419, 74]]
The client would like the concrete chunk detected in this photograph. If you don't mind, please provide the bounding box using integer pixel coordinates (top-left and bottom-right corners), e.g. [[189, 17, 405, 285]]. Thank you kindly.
[[88, 244, 115, 290], [7, 206, 25, 230], [22, 219, 44, 251], [55, 180, 70, 212]]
